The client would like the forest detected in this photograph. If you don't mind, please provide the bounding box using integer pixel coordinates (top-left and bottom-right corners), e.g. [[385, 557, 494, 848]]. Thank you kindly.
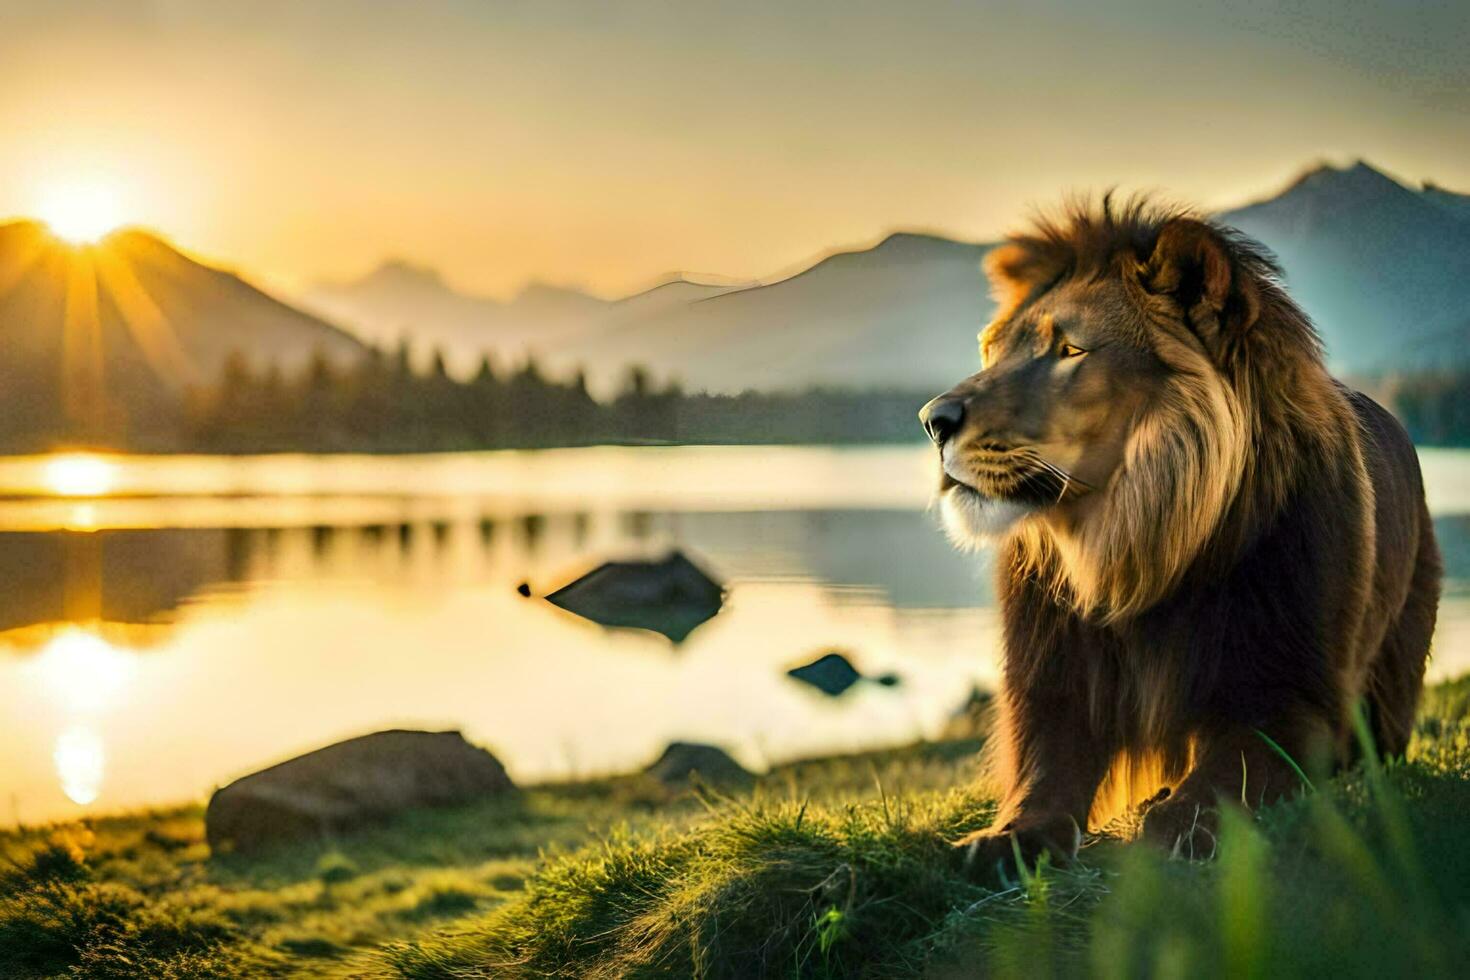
[[1388, 372, 1470, 447], [179, 345, 928, 452]]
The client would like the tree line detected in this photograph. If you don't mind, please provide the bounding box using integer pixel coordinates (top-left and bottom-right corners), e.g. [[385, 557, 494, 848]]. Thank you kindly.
[[1385, 372, 1470, 447], [18, 344, 1463, 454], [181, 344, 928, 452]]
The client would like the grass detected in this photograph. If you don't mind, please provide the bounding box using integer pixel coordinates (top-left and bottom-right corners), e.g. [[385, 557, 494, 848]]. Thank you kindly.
[[2, 684, 1469, 978]]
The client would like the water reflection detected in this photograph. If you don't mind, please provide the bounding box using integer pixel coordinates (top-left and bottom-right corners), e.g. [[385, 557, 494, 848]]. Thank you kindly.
[[43, 453, 118, 497], [31, 628, 135, 712], [0, 510, 994, 642], [54, 726, 105, 805], [0, 529, 239, 636], [23, 628, 134, 809]]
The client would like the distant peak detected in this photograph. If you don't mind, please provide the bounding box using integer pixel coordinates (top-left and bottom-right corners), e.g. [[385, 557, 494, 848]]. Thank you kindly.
[[1422, 180, 1468, 196], [366, 258, 446, 288], [639, 271, 751, 291], [816, 230, 976, 266], [872, 230, 967, 249], [103, 225, 167, 248], [512, 280, 603, 305], [1285, 159, 1406, 197]]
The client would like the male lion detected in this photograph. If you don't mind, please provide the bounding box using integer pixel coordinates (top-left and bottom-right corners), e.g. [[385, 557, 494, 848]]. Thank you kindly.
[[920, 199, 1440, 867]]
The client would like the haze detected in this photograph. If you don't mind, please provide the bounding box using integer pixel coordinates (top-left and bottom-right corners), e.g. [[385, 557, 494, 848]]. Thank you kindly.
[[2, 0, 1466, 298]]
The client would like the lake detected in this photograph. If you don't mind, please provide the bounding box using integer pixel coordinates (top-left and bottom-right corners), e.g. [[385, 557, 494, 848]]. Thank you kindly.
[[1, 445, 1468, 827]]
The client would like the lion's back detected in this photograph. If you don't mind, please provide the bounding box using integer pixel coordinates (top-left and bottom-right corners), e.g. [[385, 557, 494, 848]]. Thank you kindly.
[[1347, 386, 1440, 750], [1347, 387, 1434, 596]]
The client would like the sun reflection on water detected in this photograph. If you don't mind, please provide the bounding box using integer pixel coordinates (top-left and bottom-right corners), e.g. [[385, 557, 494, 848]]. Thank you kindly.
[[64, 502, 100, 532], [53, 726, 106, 804], [24, 628, 134, 809], [43, 454, 118, 497], [32, 627, 135, 713]]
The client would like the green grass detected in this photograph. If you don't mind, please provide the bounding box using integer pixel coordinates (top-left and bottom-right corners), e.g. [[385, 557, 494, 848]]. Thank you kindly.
[[4, 685, 1470, 978]]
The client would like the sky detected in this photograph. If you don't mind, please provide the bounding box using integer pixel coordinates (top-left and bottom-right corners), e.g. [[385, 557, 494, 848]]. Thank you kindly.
[[1, 0, 1467, 299]]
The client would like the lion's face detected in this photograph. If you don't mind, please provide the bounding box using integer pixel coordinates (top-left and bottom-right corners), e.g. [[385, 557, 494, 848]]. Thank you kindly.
[[923, 275, 1171, 546], [922, 207, 1274, 620]]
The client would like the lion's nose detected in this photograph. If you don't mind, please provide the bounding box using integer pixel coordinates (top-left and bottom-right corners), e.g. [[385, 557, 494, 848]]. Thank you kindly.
[[919, 397, 965, 446]]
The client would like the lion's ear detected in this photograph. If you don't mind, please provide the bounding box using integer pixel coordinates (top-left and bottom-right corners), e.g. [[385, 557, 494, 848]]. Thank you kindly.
[[984, 241, 1060, 313], [1144, 219, 1260, 350]]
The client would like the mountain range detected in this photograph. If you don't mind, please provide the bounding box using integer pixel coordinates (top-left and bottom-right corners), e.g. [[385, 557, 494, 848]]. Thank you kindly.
[[302, 262, 745, 381], [0, 160, 1465, 448], [305, 161, 1470, 393]]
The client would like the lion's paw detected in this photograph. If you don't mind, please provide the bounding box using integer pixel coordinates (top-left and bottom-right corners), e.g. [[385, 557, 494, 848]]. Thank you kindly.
[[951, 814, 1081, 880], [1141, 796, 1221, 860]]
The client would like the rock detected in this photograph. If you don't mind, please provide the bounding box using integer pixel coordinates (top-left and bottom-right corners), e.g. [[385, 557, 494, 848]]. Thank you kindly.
[[788, 652, 862, 695], [543, 550, 724, 643], [206, 730, 514, 854], [785, 651, 901, 697], [644, 742, 752, 789]]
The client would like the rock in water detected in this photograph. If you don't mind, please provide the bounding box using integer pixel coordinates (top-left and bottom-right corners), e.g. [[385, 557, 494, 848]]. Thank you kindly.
[[543, 550, 724, 643], [786, 652, 865, 696], [645, 741, 752, 789], [206, 730, 514, 854]]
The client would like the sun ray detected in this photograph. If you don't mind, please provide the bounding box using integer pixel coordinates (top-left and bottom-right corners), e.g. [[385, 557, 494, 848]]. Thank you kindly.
[[60, 247, 107, 437], [93, 243, 199, 387], [0, 224, 52, 302]]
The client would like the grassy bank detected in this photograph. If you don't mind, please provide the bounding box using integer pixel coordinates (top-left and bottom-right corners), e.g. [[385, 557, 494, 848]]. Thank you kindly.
[[3, 683, 1469, 979]]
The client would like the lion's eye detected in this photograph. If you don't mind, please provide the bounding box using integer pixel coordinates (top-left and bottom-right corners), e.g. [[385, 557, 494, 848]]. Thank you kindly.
[[1058, 343, 1087, 359]]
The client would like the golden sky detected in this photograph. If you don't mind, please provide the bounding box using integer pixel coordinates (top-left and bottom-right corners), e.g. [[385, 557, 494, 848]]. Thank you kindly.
[[2, 1, 1466, 299]]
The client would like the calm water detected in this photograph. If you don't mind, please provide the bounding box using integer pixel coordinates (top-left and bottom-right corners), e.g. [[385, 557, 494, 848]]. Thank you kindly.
[[2, 446, 1468, 827]]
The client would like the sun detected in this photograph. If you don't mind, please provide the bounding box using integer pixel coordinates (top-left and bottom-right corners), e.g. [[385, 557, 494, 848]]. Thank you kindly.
[[34, 177, 128, 245]]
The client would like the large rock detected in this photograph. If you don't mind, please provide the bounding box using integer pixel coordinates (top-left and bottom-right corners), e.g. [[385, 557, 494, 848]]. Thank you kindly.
[[644, 742, 752, 789], [206, 730, 513, 853], [542, 550, 724, 643]]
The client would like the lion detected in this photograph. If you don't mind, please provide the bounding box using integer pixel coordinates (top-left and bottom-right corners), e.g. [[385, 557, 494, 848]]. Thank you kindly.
[[920, 198, 1441, 868]]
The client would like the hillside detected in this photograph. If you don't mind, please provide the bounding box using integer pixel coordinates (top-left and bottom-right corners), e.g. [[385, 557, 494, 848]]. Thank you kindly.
[[0, 221, 366, 450], [1220, 162, 1470, 374]]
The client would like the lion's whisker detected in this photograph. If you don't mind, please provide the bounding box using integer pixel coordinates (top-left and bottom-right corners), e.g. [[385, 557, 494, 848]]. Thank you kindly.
[[1022, 453, 1091, 498]]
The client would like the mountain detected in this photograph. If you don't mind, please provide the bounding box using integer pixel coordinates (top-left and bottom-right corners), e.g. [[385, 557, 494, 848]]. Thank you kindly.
[[1219, 162, 1470, 374], [302, 261, 610, 373], [0, 221, 366, 450], [303, 260, 746, 380], [556, 233, 992, 394]]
